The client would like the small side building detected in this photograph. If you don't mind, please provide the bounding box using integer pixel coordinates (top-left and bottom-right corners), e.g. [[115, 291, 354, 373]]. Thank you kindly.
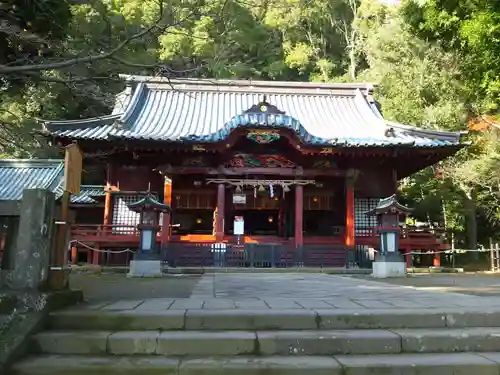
[[0, 159, 105, 265]]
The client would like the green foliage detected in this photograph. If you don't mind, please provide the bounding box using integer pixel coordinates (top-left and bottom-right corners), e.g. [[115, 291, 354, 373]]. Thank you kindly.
[[402, 0, 500, 112], [3, 0, 500, 246]]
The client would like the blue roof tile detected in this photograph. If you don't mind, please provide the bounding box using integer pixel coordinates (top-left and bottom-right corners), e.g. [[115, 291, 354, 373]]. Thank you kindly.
[[40, 76, 464, 148], [0, 159, 64, 201]]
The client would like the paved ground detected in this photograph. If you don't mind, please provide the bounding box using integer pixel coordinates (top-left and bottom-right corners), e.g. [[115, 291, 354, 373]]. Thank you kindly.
[[69, 273, 200, 303], [73, 273, 500, 311], [363, 273, 500, 296]]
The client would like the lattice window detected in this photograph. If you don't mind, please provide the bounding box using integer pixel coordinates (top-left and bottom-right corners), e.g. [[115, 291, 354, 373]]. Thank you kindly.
[[112, 193, 159, 234], [354, 198, 379, 236]]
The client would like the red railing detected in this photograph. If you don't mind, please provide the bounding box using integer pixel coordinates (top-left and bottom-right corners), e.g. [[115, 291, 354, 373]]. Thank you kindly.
[[70, 224, 445, 249]]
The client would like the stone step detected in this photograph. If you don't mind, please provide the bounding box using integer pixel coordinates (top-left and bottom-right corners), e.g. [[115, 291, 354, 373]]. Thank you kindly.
[[9, 353, 500, 375], [48, 308, 500, 331], [29, 327, 500, 356]]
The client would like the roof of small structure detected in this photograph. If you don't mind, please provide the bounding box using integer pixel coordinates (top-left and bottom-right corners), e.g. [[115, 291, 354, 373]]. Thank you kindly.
[[127, 193, 171, 213], [0, 159, 64, 201], [54, 183, 106, 204], [0, 159, 106, 204], [39, 75, 465, 148], [366, 194, 412, 216]]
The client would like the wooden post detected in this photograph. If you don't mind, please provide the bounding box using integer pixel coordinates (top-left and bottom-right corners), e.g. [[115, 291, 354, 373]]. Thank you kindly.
[[405, 248, 412, 269], [52, 190, 70, 286], [495, 242, 500, 271], [161, 177, 172, 245], [490, 238, 495, 271], [92, 245, 100, 265], [294, 185, 303, 248], [216, 184, 225, 242]]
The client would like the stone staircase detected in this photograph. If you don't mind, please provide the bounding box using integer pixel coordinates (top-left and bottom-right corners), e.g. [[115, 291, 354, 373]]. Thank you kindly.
[[10, 307, 500, 374]]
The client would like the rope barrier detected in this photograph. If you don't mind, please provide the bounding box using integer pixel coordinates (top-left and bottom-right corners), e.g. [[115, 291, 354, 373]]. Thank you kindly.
[[406, 248, 490, 256], [69, 240, 134, 254]]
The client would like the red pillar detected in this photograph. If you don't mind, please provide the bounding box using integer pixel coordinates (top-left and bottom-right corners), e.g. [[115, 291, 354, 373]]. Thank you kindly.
[[433, 251, 441, 267], [345, 186, 355, 247], [71, 246, 78, 265], [216, 184, 225, 242], [295, 185, 303, 248], [161, 177, 172, 245]]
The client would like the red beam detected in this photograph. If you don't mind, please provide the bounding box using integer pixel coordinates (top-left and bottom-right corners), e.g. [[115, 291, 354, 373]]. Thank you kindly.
[[160, 166, 344, 177]]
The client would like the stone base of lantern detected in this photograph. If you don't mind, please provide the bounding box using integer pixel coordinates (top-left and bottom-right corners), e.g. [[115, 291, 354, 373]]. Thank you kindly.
[[371, 253, 407, 278], [127, 260, 163, 278]]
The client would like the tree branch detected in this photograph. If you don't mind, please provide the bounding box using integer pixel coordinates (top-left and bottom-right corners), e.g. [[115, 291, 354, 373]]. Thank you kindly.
[[0, 0, 166, 74]]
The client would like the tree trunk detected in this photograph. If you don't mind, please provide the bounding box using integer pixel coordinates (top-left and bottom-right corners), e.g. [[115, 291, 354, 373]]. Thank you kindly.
[[464, 188, 478, 253], [348, 48, 356, 81]]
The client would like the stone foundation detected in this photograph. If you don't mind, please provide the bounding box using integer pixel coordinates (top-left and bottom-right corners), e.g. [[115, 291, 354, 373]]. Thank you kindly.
[[127, 260, 163, 278]]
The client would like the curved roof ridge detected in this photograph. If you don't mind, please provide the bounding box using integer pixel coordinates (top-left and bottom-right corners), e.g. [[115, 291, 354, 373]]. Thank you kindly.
[[40, 114, 120, 129], [0, 159, 63, 167], [119, 82, 146, 123], [387, 121, 466, 142], [122, 74, 376, 94], [353, 89, 388, 130]]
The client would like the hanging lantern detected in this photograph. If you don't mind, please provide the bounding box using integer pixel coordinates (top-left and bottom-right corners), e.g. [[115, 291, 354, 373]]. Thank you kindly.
[[283, 185, 290, 193], [258, 185, 265, 193], [235, 185, 242, 193]]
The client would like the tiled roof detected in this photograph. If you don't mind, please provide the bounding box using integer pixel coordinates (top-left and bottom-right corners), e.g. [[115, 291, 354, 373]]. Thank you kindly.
[[0, 159, 105, 204], [40, 75, 465, 148], [53, 181, 106, 204], [70, 185, 106, 204], [0, 159, 64, 201]]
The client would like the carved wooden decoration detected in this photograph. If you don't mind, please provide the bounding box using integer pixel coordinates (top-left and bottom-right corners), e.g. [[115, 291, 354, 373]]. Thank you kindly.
[[320, 147, 335, 155], [246, 130, 280, 144], [313, 159, 337, 169], [182, 156, 207, 167], [243, 99, 286, 115], [226, 154, 296, 168]]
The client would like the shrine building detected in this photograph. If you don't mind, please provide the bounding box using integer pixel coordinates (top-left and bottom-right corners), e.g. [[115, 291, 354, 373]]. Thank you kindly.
[[37, 75, 466, 267]]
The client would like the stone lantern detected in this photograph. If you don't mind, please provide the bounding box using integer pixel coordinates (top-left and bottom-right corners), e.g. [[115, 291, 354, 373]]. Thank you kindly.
[[366, 194, 412, 278], [127, 193, 171, 277]]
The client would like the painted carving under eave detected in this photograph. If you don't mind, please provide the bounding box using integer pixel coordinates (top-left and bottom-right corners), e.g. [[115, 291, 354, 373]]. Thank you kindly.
[[182, 156, 207, 167], [226, 154, 296, 168], [246, 129, 280, 144], [313, 159, 337, 169]]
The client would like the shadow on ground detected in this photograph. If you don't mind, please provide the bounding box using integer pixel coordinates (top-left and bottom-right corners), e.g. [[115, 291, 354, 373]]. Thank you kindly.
[[360, 274, 500, 297], [70, 273, 200, 303]]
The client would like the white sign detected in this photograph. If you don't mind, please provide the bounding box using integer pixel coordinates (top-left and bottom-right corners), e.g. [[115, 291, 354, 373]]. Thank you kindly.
[[233, 193, 246, 204], [233, 216, 244, 235]]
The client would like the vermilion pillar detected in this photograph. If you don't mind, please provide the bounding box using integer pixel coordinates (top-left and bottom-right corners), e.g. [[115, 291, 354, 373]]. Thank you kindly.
[[161, 177, 172, 245], [216, 184, 225, 241], [433, 252, 441, 267], [103, 186, 112, 226], [345, 185, 355, 248], [294, 185, 303, 248]]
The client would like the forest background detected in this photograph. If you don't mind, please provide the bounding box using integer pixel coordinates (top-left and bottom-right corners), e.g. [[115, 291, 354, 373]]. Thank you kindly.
[[1, 0, 499, 249]]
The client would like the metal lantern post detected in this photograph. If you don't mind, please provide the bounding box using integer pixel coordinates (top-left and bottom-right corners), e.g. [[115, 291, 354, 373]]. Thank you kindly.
[[127, 193, 171, 277], [367, 194, 412, 278]]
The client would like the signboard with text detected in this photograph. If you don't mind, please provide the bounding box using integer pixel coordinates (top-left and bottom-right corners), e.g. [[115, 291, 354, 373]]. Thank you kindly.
[[233, 216, 244, 235]]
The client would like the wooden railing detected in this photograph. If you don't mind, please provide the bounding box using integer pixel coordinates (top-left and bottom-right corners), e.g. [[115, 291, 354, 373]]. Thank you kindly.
[[70, 224, 446, 250]]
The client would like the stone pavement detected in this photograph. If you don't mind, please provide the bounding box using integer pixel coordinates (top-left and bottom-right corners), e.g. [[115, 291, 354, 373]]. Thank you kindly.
[[14, 273, 500, 375], [81, 273, 500, 311]]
